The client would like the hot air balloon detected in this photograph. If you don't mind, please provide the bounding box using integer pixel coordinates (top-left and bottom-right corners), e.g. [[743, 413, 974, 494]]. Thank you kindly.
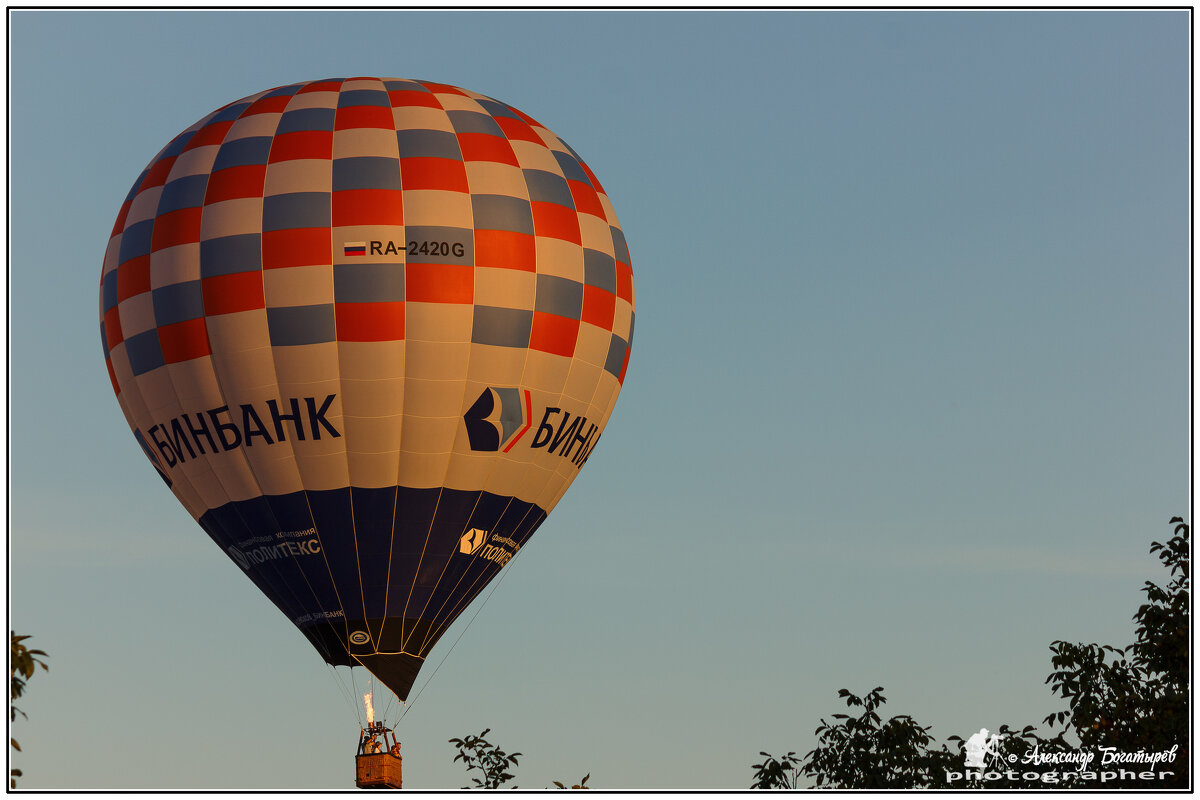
[[99, 78, 634, 704]]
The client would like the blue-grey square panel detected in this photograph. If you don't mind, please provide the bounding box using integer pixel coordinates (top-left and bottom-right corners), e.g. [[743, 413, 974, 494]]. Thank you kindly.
[[471, 194, 534, 235], [472, 306, 533, 349], [263, 192, 331, 231], [333, 157, 403, 191], [583, 249, 617, 294], [125, 328, 166, 376], [153, 280, 206, 326], [277, 107, 336, 134], [395, 129, 462, 160], [213, 136, 273, 170], [603, 334, 629, 377], [334, 262, 405, 303], [267, 304, 336, 346], [535, 274, 583, 319], [523, 169, 574, 208], [200, 234, 262, 278]]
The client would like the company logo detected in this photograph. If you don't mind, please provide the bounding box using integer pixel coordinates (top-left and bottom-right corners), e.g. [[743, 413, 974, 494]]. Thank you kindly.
[[457, 529, 520, 567], [227, 545, 250, 570], [463, 388, 532, 452], [462, 389, 602, 470], [459, 528, 489, 555], [349, 630, 371, 646]]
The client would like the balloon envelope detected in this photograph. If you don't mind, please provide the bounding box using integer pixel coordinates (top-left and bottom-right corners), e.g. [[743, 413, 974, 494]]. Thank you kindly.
[[99, 78, 634, 700]]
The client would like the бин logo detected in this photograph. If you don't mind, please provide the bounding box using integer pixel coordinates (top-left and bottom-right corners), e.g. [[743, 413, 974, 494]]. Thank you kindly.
[[459, 528, 489, 555], [463, 387, 532, 452]]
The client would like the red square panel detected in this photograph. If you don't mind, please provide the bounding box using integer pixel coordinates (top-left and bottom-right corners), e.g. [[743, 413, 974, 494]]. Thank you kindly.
[[388, 90, 442, 109], [268, 130, 333, 162], [336, 105, 395, 130], [245, 94, 292, 116], [568, 179, 605, 219], [531, 201, 581, 245], [205, 165, 266, 203], [117, 255, 151, 302], [142, 156, 177, 189], [104, 305, 124, 348], [581, 285, 616, 331], [530, 311, 579, 358], [182, 121, 233, 152], [615, 260, 634, 303], [400, 157, 468, 192], [406, 262, 473, 304], [158, 317, 211, 363], [151, 207, 203, 252], [474, 229, 535, 271], [202, 271, 265, 315], [262, 228, 331, 269], [335, 302, 405, 341], [457, 133, 518, 166], [495, 116, 542, 145], [332, 189, 404, 227]]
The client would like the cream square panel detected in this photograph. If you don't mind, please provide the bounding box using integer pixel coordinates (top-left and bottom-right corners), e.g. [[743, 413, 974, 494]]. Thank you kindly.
[[118, 292, 157, 339], [211, 345, 279, 393], [284, 91, 339, 111], [464, 162, 527, 198], [405, 301, 473, 343], [294, 451, 351, 492], [510, 140, 559, 172], [166, 357, 224, 411], [561, 360, 603, 406], [336, 341, 406, 381], [401, 377, 466, 419], [264, 264, 335, 307], [333, 127, 399, 159], [474, 267, 534, 310], [347, 450, 400, 489], [150, 242, 201, 287], [574, 324, 610, 370], [401, 190, 472, 227], [270, 341, 339, 381], [135, 367, 182, 418], [338, 376, 406, 417], [207, 309, 270, 354], [125, 185, 164, 226], [170, 145, 219, 180], [342, 414, 403, 454], [522, 350, 571, 396], [533, 238, 584, 281], [396, 451, 451, 489], [264, 160, 333, 195], [201, 198, 265, 238], [393, 106, 454, 132], [400, 415, 458, 454], [227, 112, 283, 139], [466, 344, 527, 386], [442, 451, 495, 493], [404, 340, 470, 381], [578, 214, 614, 254]]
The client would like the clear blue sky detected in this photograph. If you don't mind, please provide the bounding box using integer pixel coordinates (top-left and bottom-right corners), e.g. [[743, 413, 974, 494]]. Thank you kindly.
[[8, 8, 1190, 791]]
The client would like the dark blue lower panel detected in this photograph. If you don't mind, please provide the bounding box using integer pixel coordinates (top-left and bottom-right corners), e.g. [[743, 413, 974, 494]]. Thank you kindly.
[[198, 485, 547, 699]]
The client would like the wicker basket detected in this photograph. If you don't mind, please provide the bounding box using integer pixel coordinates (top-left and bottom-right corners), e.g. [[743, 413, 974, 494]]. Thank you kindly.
[[356, 753, 403, 789]]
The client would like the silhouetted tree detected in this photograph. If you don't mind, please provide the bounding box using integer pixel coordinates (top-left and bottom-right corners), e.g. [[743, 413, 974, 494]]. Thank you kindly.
[[752, 518, 1190, 790], [449, 728, 522, 789], [10, 632, 49, 789]]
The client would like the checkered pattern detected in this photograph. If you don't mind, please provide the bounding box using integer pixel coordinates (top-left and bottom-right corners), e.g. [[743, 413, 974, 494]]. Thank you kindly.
[[100, 78, 634, 519]]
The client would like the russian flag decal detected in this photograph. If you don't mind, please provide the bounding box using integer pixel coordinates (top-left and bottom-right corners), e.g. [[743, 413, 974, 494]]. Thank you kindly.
[[344, 242, 366, 256]]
